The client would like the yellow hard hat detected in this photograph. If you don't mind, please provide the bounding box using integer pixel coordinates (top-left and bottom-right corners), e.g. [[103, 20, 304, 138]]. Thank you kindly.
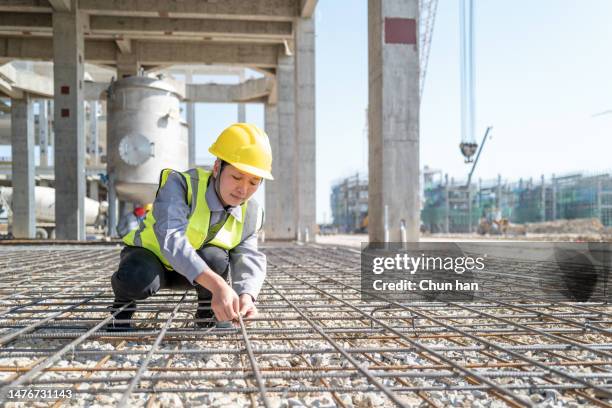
[[208, 123, 273, 180], [144, 203, 153, 212]]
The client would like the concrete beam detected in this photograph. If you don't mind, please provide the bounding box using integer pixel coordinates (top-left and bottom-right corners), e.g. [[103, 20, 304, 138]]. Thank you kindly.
[[164, 65, 246, 76], [300, 0, 317, 17], [267, 78, 277, 105], [294, 17, 316, 238], [79, 0, 300, 21], [186, 77, 273, 103], [0, 74, 23, 98], [0, 63, 53, 97], [134, 41, 280, 68], [90, 15, 292, 40], [48, 0, 70, 12], [368, 0, 420, 242], [10, 94, 35, 238], [0, 1, 51, 13], [283, 39, 294, 56], [0, 37, 280, 67], [114, 37, 131, 54], [53, 8, 86, 240], [0, 12, 51, 32]]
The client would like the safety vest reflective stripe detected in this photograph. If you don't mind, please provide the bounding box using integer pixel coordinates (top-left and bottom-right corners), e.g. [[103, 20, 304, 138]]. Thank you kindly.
[[122, 168, 247, 269]]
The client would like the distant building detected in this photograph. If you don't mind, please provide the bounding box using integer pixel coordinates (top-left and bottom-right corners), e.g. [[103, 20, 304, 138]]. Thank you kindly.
[[331, 169, 612, 234], [330, 173, 368, 233]]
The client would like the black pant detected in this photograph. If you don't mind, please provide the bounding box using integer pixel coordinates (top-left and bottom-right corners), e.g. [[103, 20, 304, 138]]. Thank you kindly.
[[111, 245, 229, 315]]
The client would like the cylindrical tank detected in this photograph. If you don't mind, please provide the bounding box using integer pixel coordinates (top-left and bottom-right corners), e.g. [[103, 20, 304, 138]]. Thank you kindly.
[[0, 186, 101, 225], [107, 76, 188, 204]]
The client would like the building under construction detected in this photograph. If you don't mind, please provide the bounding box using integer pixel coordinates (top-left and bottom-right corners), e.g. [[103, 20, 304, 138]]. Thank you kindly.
[[330, 170, 612, 235], [330, 173, 369, 233], [422, 170, 612, 234]]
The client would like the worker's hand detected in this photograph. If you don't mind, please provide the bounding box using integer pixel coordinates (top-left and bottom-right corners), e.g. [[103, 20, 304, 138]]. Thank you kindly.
[[239, 294, 257, 319], [210, 281, 239, 322], [195, 269, 239, 322]]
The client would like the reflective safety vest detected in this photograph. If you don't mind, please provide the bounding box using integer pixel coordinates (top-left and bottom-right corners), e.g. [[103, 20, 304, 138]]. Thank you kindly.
[[123, 168, 249, 269]]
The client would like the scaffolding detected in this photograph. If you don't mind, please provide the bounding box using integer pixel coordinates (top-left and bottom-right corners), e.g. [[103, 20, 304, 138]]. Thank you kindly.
[[422, 171, 612, 233], [0, 244, 611, 406]]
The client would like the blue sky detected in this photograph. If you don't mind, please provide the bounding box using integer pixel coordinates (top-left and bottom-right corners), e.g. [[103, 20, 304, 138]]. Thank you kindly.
[[313, 0, 612, 223], [4, 1, 612, 224]]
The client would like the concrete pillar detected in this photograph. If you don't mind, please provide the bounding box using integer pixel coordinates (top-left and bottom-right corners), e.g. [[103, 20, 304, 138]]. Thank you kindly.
[[295, 17, 317, 239], [186, 71, 196, 168], [119, 200, 129, 218], [264, 103, 280, 238], [89, 101, 98, 164], [88, 179, 99, 201], [38, 100, 49, 167], [368, 0, 420, 242], [11, 95, 35, 238], [48, 100, 54, 166], [116, 52, 140, 78], [53, 5, 86, 240], [266, 52, 297, 239], [108, 172, 118, 237], [237, 70, 246, 122]]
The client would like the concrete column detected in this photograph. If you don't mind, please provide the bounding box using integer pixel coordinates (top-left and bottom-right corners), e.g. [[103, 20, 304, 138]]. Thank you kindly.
[[107, 171, 117, 237], [295, 17, 317, 239], [88, 179, 99, 201], [53, 5, 85, 240], [89, 101, 98, 164], [11, 95, 35, 238], [266, 52, 297, 239], [119, 200, 128, 218], [48, 100, 54, 166], [116, 52, 139, 78], [368, 0, 420, 242], [186, 71, 196, 168], [38, 100, 49, 167], [264, 103, 279, 238], [237, 70, 246, 122]]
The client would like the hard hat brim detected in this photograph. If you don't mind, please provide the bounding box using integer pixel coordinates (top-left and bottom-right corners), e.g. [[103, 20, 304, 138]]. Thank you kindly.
[[230, 161, 274, 180]]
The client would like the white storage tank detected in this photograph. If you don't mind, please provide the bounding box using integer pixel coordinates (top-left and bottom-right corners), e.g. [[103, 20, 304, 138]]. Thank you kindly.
[[107, 76, 188, 204]]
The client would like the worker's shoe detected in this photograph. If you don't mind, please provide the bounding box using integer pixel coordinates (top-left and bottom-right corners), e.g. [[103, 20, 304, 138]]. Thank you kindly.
[[194, 307, 216, 329], [106, 302, 136, 332]]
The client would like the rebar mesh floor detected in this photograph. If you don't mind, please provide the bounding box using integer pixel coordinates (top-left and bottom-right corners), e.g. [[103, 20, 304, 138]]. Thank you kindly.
[[0, 243, 611, 407]]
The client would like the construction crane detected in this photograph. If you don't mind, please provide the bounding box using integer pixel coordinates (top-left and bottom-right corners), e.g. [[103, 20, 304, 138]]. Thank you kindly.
[[419, 0, 439, 99], [459, 0, 478, 163]]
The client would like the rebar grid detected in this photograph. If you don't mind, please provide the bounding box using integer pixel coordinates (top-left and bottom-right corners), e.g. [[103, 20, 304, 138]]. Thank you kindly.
[[0, 243, 610, 407]]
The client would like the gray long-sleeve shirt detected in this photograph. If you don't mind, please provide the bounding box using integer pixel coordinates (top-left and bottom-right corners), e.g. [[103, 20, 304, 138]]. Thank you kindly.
[[151, 169, 266, 300]]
